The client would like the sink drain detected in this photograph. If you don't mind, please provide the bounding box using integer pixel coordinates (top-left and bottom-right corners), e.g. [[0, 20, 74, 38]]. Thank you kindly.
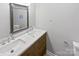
[[10, 49, 14, 53]]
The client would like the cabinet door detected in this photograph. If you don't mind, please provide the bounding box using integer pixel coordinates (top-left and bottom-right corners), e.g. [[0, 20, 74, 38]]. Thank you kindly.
[[33, 33, 46, 56], [21, 33, 46, 56], [21, 45, 35, 56]]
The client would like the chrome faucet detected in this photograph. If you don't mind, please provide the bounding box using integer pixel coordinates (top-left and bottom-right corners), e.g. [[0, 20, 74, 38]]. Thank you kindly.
[[0, 34, 15, 46], [7, 33, 14, 43], [9, 33, 15, 40]]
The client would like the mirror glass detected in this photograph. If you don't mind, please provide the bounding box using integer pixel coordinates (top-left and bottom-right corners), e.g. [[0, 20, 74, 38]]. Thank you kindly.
[[10, 3, 29, 33]]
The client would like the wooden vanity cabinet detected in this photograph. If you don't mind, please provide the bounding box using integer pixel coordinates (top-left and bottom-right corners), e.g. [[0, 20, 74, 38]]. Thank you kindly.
[[20, 33, 46, 56]]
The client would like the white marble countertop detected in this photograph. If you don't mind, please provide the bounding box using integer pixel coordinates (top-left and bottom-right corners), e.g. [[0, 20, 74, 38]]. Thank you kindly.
[[0, 28, 46, 56]]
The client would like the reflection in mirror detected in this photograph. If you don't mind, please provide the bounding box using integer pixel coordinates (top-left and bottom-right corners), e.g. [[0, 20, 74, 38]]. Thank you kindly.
[[10, 3, 29, 33]]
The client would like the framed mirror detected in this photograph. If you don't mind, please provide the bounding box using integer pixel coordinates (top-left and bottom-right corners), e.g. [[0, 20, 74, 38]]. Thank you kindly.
[[10, 3, 29, 33]]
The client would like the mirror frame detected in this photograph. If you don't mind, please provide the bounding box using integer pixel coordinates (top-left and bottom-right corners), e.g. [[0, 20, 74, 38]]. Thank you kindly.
[[9, 3, 29, 33]]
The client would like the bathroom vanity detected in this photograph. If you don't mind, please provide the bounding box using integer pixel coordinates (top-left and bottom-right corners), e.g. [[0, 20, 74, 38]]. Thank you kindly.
[[0, 28, 46, 56], [0, 4, 47, 56]]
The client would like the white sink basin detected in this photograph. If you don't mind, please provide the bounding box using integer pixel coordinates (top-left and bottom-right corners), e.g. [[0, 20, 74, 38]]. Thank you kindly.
[[0, 39, 24, 56]]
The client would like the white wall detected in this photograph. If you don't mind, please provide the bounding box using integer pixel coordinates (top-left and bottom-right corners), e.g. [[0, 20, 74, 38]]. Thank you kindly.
[[35, 3, 79, 55], [0, 3, 10, 39], [29, 3, 36, 27]]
